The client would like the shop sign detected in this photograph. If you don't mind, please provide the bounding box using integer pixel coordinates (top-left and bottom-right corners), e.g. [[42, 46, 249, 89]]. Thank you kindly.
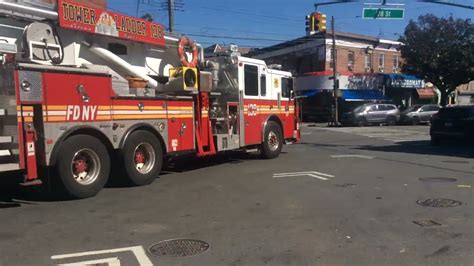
[[390, 78, 424, 88]]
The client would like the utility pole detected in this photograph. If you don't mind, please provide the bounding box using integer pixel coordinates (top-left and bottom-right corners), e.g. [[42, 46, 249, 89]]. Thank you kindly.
[[136, 0, 140, 17], [331, 16, 339, 126], [167, 0, 174, 32]]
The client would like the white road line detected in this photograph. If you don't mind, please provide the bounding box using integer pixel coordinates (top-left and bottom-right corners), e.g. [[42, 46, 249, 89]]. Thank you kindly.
[[51, 246, 152, 266], [331, 155, 374, 159], [273, 171, 334, 177], [58, 257, 120, 266], [273, 173, 329, 181]]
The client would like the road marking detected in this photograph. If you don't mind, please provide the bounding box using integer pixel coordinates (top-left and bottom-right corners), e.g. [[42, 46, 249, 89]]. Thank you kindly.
[[58, 257, 120, 266], [273, 171, 334, 181], [319, 126, 430, 143], [301, 133, 312, 135], [331, 155, 374, 159], [52, 246, 152, 266]]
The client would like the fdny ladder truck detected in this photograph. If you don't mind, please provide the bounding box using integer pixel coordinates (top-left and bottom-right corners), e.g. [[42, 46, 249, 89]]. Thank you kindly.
[[0, 0, 300, 198]]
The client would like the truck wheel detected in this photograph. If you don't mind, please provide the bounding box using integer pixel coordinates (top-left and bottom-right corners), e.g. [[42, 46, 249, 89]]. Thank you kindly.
[[122, 130, 163, 186], [55, 135, 110, 199], [261, 121, 283, 159]]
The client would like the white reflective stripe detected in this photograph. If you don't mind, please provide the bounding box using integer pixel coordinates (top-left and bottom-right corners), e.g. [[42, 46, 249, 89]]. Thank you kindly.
[[111, 110, 166, 115], [20, 111, 34, 116], [46, 111, 67, 116], [97, 111, 112, 115]]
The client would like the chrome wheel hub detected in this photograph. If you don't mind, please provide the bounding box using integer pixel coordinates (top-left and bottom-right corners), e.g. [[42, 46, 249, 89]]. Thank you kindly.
[[71, 148, 101, 185], [134, 143, 156, 174]]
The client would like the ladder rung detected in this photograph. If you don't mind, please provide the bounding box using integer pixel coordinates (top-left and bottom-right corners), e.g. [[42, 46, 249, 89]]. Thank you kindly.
[[0, 150, 11, 157], [0, 136, 13, 144], [0, 163, 20, 172]]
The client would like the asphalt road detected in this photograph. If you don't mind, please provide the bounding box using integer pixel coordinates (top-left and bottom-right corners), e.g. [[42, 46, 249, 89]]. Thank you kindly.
[[1, 124, 473, 266]]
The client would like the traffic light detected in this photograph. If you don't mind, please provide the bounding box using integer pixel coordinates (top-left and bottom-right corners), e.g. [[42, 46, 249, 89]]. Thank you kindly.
[[314, 12, 327, 32], [305, 12, 327, 35], [305, 14, 315, 35]]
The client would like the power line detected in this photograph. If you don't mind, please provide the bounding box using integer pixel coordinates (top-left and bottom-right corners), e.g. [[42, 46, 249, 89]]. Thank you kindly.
[[195, 6, 301, 23], [186, 33, 289, 42]]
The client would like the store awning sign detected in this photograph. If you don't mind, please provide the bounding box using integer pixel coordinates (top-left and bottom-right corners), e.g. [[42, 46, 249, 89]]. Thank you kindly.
[[390, 78, 424, 88]]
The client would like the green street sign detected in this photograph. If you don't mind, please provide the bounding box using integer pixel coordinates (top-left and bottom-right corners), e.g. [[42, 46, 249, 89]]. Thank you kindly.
[[363, 8, 404, 19]]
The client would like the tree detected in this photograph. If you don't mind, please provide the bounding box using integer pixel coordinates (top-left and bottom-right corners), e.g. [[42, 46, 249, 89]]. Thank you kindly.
[[399, 14, 474, 106], [141, 13, 154, 22]]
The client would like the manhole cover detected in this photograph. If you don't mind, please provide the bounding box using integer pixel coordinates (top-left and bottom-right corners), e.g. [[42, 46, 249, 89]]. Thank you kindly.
[[419, 177, 457, 183], [149, 239, 210, 257], [416, 198, 462, 208], [412, 220, 442, 227]]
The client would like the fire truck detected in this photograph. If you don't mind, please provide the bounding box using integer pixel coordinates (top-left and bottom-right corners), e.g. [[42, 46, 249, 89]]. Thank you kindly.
[[0, 0, 300, 198]]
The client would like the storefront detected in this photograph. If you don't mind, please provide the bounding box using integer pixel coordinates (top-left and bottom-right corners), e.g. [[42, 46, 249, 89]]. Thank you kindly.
[[382, 74, 434, 108], [296, 73, 387, 122]]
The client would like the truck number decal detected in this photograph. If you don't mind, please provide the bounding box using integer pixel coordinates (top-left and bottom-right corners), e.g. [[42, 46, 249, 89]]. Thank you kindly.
[[66, 105, 98, 121], [248, 104, 258, 117]]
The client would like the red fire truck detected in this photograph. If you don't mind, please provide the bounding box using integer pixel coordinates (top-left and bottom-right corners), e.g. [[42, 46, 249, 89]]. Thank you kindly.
[[0, 0, 299, 198]]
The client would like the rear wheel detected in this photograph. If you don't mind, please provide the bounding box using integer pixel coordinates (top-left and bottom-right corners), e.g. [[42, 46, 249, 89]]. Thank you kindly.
[[386, 116, 396, 126], [356, 117, 367, 127], [55, 135, 110, 199], [122, 130, 163, 186], [431, 135, 441, 146], [412, 117, 420, 125], [261, 121, 283, 159]]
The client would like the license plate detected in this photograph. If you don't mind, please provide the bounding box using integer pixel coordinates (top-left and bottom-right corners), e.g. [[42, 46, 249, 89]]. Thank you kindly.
[[444, 122, 453, 127]]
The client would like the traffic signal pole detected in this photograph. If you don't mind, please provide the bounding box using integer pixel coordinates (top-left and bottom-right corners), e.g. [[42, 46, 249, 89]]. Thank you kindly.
[[331, 16, 339, 126]]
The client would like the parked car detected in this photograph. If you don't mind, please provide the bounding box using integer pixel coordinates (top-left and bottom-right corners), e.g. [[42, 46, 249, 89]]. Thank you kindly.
[[400, 104, 441, 125], [430, 105, 474, 145], [342, 103, 400, 127]]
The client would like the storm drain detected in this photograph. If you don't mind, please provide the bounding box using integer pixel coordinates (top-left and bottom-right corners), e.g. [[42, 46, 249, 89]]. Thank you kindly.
[[419, 177, 457, 183], [416, 198, 462, 208], [149, 239, 210, 257], [412, 220, 442, 227]]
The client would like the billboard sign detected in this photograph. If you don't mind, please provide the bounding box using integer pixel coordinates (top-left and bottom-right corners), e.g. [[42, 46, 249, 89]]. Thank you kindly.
[[58, 0, 165, 47]]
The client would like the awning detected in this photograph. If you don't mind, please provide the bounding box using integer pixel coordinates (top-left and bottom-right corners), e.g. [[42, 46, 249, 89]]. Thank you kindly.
[[297, 90, 322, 97], [416, 88, 437, 99], [341, 90, 385, 102]]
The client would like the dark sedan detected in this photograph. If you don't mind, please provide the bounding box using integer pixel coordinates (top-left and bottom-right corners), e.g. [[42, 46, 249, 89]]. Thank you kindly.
[[430, 105, 474, 145]]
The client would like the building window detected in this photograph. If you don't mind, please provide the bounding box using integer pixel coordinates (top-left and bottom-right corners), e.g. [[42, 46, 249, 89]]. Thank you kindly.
[[393, 55, 399, 72], [244, 65, 259, 96], [378, 54, 385, 72], [329, 48, 337, 69], [364, 53, 372, 71], [347, 51, 354, 71]]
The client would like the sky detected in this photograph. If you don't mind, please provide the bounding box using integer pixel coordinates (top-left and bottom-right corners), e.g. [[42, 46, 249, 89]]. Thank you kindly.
[[108, 0, 473, 49]]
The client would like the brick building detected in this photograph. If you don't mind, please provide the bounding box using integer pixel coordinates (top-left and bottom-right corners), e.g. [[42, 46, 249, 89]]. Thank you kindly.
[[248, 30, 402, 79]]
